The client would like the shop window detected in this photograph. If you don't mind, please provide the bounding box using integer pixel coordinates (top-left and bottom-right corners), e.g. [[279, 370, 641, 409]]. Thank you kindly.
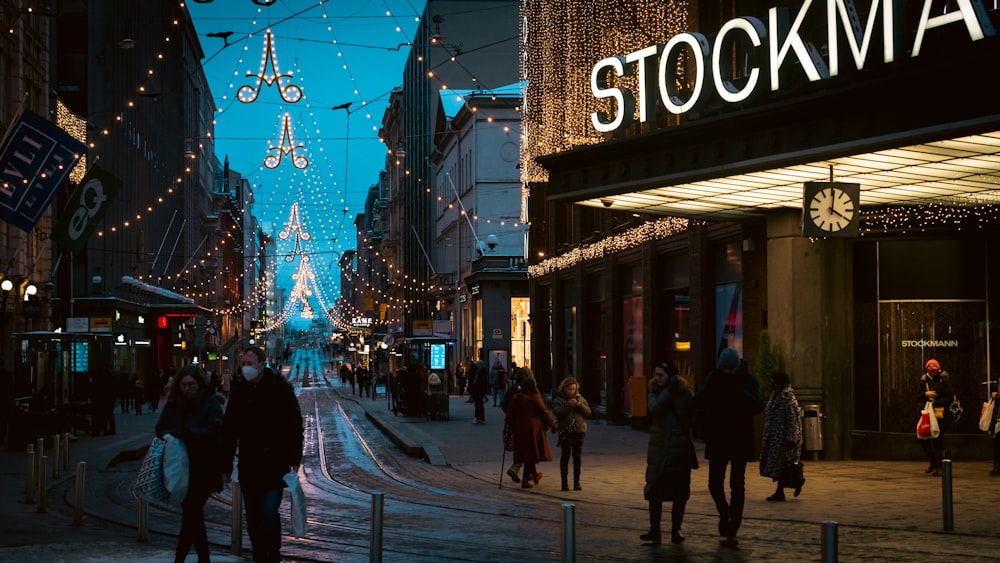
[[714, 242, 743, 358], [510, 297, 531, 369]]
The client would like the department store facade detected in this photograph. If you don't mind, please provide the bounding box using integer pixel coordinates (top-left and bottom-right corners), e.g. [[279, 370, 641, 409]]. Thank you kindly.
[[528, 1, 1000, 460]]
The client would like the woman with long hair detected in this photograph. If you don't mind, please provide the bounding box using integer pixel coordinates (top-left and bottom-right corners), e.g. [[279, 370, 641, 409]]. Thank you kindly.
[[156, 365, 225, 563], [552, 377, 591, 491], [505, 378, 557, 488]]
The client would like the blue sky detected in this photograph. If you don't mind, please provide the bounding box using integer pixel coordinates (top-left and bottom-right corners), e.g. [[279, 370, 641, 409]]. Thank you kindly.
[[187, 0, 425, 326]]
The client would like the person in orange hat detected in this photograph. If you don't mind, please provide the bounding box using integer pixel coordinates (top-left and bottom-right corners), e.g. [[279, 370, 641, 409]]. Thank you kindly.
[[917, 358, 953, 476]]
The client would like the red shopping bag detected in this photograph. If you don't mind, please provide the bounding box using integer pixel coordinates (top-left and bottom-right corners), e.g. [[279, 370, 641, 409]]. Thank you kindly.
[[916, 401, 939, 439]]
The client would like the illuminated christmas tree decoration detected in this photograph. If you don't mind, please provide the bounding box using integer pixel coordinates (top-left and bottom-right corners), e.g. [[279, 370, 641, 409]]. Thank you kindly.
[[237, 29, 304, 104], [264, 113, 309, 169]]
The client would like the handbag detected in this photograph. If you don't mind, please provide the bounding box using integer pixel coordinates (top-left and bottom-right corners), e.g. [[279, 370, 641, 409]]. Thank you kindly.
[[979, 399, 996, 432], [778, 460, 805, 489], [162, 433, 190, 504], [282, 471, 307, 538], [917, 401, 940, 440], [949, 395, 963, 423], [557, 418, 576, 446], [131, 436, 171, 503]]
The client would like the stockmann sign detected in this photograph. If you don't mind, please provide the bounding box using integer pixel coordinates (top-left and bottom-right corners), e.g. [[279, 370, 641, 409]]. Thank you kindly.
[[591, 0, 996, 133]]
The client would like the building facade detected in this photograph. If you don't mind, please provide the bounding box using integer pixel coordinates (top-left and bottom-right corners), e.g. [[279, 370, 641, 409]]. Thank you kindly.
[[525, 0, 1000, 459]]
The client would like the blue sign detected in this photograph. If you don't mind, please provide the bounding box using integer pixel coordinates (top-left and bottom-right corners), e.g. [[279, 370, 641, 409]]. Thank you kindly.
[[0, 108, 86, 232], [430, 343, 446, 370]]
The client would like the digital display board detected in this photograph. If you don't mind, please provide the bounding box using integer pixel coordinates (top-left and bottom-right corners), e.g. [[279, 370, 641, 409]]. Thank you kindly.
[[430, 343, 446, 370]]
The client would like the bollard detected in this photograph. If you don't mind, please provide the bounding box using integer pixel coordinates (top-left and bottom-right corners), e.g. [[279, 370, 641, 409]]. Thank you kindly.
[[941, 459, 954, 531], [63, 433, 71, 471], [36, 455, 47, 513], [24, 444, 35, 504], [370, 492, 384, 563], [821, 521, 838, 563], [561, 503, 576, 563], [52, 434, 60, 479], [137, 497, 148, 543], [73, 461, 87, 526], [230, 481, 243, 555]]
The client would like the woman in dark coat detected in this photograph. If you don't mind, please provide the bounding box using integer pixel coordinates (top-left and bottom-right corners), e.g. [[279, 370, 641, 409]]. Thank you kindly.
[[156, 365, 224, 563], [642, 360, 695, 544], [759, 371, 803, 501], [505, 378, 557, 488]]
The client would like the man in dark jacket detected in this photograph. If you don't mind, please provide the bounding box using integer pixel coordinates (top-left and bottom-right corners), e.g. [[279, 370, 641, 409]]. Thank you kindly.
[[695, 348, 763, 548], [223, 347, 304, 563], [470, 360, 489, 424]]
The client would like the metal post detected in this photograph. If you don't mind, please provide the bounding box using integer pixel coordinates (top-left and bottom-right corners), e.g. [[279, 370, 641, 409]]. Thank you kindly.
[[63, 433, 71, 470], [36, 455, 47, 513], [370, 492, 384, 563], [137, 497, 148, 543], [821, 521, 838, 563], [230, 481, 243, 555], [24, 444, 35, 504], [73, 461, 86, 525], [942, 459, 954, 531], [52, 433, 60, 479], [561, 503, 576, 563]]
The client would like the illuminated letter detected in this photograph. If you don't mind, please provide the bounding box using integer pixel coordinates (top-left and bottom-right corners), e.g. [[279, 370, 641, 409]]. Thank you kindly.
[[912, 0, 995, 57], [658, 33, 712, 114], [768, 2, 829, 91], [591, 56, 635, 133], [828, 0, 903, 76], [624, 45, 661, 123], [713, 17, 766, 103]]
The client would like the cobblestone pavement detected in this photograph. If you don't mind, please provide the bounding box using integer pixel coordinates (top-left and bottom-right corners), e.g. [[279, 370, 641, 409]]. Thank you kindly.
[[2, 354, 998, 562]]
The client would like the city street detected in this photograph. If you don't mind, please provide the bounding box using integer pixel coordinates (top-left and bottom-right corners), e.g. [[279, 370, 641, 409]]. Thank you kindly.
[[1, 348, 998, 562]]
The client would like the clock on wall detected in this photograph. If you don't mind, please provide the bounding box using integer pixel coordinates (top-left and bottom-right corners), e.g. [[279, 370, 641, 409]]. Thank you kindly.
[[802, 182, 860, 238]]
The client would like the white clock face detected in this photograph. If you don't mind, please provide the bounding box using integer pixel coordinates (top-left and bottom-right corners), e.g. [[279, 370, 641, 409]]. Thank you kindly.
[[809, 187, 855, 232]]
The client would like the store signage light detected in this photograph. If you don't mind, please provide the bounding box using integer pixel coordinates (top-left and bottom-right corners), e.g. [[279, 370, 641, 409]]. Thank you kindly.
[[591, 0, 996, 132]]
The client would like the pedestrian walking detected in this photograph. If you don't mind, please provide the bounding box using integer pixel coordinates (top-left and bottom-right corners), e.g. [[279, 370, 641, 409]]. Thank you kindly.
[[156, 364, 224, 563], [505, 378, 557, 488], [917, 358, 953, 476], [133, 377, 145, 415], [695, 348, 763, 548], [759, 371, 804, 501], [501, 367, 535, 482], [223, 347, 304, 563], [990, 390, 1000, 475], [642, 360, 696, 544], [552, 376, 591, 491], [470, 360, 489, 424]]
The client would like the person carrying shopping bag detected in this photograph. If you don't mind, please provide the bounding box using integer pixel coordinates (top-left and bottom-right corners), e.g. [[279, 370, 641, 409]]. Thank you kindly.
[[917, 359, 953, 477]]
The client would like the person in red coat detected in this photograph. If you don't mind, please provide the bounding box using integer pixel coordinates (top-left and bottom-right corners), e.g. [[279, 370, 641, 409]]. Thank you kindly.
[[505, 378, 557, 488]]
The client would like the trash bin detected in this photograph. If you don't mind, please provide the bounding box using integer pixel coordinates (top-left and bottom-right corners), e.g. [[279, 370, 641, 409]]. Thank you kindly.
[[803, 404, 823, 454]]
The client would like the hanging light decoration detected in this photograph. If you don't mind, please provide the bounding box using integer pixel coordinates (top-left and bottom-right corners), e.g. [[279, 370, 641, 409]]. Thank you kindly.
[[237, 29, 304, 104], [264, 113, 309, 169]]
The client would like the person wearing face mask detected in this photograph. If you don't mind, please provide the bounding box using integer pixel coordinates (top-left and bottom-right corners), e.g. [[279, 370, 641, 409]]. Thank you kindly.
[[917, 359, 953, 477], [222, 347, 304, 563]]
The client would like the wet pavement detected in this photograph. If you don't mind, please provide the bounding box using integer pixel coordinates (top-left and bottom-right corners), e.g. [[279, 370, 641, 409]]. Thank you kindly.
[[2, 360, 999, 562]]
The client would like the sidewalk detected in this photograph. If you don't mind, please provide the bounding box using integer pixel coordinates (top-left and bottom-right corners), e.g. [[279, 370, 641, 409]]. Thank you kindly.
[[2, 385, 998, 561]]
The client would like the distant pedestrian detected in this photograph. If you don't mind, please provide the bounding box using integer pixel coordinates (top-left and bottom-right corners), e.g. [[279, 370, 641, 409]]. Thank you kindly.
[[759, 371, 803, 501], [642, 360, 696, 544], [470, 360, 489, 424], [990, 390, 1000, 476], [505, 378, 557, 488], [695, 348, 763, 548], [223, 347, 304, 563], [0, 366, 11, 445], [156, 365, 224, 563], [501, 367, 535, 482], [133, 378, 145, 415], [917, 359, 953, 476], [552, 376, 590, 491], [118, 372, 133, 414]]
